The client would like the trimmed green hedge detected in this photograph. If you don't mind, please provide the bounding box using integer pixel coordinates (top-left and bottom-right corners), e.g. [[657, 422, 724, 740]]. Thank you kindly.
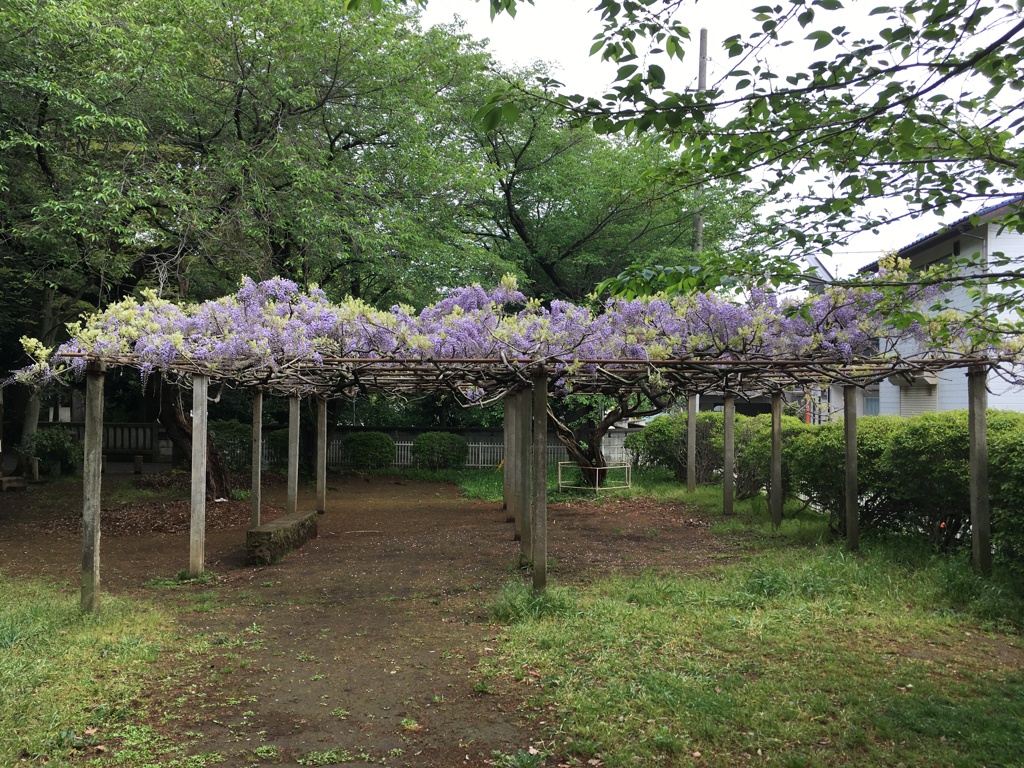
[[625, 411, 724, 484], [412, 432, 468, 469], [345, 431, 395, 471], [629, 408, 1024, 567]]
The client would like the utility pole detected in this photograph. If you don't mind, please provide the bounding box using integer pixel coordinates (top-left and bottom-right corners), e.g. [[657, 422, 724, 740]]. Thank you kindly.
[[686, 29, 709, 493], [694, 27, 708, 252]]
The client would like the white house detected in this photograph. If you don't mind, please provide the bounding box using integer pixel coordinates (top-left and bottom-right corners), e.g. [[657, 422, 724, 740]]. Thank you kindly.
[[853, 196, 1024, 418]]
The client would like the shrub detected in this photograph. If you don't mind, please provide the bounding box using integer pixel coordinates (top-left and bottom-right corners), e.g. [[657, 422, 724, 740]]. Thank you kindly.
[[411, 432, 468, 470], [209, 419, 253, 470], [734, 414, 807, 501], [784, 410, 1024, 560], [880, 412, 973, 548], [989, 427, 1024, 569], [624, 411, 724, 483], [625, 415, 683, 473], [265, 428, 290, 466], [879, 410, 1024, 549], [787, 416, 907, 537], [344, 431, 395, 471], [18, 427, 83, 475]]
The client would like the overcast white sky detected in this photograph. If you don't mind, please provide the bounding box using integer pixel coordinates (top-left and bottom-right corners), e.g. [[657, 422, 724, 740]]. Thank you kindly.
[[418, 0, 954, 277]]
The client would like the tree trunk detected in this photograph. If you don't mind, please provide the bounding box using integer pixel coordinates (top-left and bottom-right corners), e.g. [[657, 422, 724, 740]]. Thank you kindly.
[[152, 373, 233, 499], [14, 286, 57, 476], [548, 409, 611, 487], [549, 391, 673, 487]]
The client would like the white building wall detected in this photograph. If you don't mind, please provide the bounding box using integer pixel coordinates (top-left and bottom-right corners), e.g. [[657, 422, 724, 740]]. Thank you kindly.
[[878, 379, 901, 415], [989, 365, 1024, 410], [876, 219, 1024, 414], [935, 369, 968, 412], [984, 222, 1024, 408], [850, 211, 1024, 417]]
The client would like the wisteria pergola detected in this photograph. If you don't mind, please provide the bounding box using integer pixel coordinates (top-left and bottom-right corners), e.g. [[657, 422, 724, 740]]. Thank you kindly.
[[17, 277, 1010, 611]]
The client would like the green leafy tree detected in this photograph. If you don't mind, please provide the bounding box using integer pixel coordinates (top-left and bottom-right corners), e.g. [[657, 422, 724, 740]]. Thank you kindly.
[[459, 81, 767, 473], [0, 0, 505, 484], [462, 86, 765, 300], [573, 0, 1023, 247], [457, 0, 1024, 323]]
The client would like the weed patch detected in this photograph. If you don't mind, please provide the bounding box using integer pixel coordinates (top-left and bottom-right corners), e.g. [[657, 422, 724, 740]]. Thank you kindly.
[[488, 579, 576, 624]]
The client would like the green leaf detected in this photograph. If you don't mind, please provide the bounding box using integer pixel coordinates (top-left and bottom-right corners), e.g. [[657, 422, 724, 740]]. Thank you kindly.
[[806, 30, 833, 49], [481, 106, 502, 132]]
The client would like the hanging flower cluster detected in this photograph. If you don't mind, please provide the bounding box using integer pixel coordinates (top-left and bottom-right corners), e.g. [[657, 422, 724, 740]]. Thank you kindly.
[[10, 272, 1003, 395]]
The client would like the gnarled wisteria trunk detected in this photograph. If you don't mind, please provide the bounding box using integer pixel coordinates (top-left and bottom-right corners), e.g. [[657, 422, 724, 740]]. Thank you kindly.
[[549, 391, 672, 487], [150, 373, 233, 500]]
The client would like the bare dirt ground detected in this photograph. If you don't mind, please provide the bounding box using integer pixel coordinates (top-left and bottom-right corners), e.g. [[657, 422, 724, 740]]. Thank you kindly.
[[0, 472, 738, 767]]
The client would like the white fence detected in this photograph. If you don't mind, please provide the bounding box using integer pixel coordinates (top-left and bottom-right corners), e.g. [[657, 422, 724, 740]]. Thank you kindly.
[[264, 438, 631, 469]]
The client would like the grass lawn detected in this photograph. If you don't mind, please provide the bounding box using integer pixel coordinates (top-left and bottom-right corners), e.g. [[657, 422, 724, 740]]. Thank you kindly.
[[482, 478, 1024, 768], [0, 578, 171, 766]]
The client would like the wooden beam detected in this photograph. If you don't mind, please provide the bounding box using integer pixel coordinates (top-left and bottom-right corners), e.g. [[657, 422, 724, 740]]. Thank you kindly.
[[316, 396, 327, 514], [81, 364, 104, 612], [968, 367, 991, 575], [770, 391, 783, 529], [251, 389, 262, 529], [189, 374, 208, 577], [532, 369, 548, 593], [687, 393, 697, 492], [723, 394, 735, 515], [844, 385, 859, 551], [287, 395, 300, 515], [517, 388, 532, 564]]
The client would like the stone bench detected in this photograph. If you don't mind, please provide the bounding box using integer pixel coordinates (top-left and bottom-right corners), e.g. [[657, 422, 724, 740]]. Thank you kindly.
[[1, 477, 27, 492], [246, 510, 318, 565]]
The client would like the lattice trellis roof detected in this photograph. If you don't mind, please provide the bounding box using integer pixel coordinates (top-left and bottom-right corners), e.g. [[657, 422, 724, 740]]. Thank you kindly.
[[20, 277, 1017, 403], [62, 352, 1005, 404]]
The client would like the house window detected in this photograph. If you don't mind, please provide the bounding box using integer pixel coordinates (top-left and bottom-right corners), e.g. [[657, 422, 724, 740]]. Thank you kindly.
[[864, 395, 880, 416]]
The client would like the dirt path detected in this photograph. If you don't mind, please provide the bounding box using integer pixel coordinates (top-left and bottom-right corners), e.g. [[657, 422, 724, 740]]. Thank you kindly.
[[0, 474, 734, 767]]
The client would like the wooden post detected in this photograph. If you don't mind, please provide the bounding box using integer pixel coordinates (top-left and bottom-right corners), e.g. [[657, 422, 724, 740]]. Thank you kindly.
[[968, 367, 991, 575], [251, 389, 262, 529], [507, 394, 521, 538], [723, 394, 735, 515], [517, 388, 532, 563], [687, 393, 697, 492], [844, 386, 859, 551], [770, 391, 783, 529], [189, 374, 208, 577], [316, 396, 327, 515], [81, 364, 104, 612], [287, 394, 299, 515], [532, 368, 548, 593], [133, 454, 143, 475], [503, 396, 513, 511]]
